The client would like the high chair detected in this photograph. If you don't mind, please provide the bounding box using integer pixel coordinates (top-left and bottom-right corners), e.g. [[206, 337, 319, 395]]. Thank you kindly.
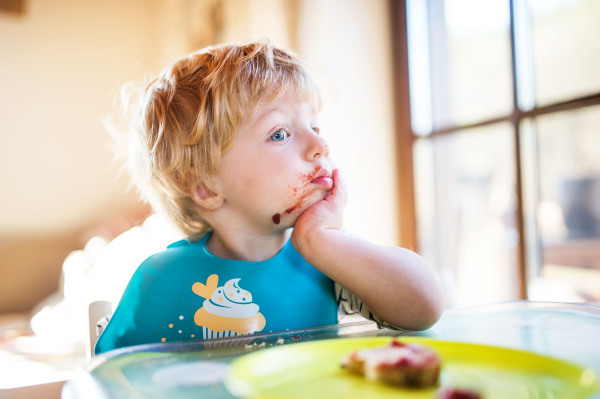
[[87, 300, 112, 358]]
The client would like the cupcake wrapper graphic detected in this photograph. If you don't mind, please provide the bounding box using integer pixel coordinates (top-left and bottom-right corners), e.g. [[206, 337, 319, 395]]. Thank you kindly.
[[200, 330, 257, 350], [195, 308, 266, 337], [202, 327, 242, 339]]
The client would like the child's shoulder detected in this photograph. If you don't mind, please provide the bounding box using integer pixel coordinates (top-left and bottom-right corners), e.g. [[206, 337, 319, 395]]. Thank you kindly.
[[166, 238, 190, 249], [140, 237, 207, 270]]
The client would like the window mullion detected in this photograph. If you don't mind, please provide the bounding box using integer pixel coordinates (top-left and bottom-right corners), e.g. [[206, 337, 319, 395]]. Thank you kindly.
[[509, 0, 532, 300]]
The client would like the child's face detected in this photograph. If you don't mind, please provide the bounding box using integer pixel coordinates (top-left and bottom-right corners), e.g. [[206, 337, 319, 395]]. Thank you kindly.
[[215, 92, 333, 233]]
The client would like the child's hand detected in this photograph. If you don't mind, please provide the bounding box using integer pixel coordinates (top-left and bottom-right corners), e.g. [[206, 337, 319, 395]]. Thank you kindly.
[[290, 168, 444, 331], [292, 169, 347, 245]]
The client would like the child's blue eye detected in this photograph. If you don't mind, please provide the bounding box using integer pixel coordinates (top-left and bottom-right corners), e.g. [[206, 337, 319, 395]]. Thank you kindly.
[[270, 130, 289, 141]]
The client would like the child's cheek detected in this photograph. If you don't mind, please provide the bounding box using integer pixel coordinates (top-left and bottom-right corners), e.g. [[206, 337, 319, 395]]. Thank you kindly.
[[271, 182, 303, 225], [271, 169, 324, 225]]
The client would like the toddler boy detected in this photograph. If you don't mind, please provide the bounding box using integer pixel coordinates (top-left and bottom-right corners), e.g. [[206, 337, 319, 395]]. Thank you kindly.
[[95, 39, 443, 354]]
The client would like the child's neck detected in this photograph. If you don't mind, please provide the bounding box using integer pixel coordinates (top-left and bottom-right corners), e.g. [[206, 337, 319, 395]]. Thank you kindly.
[[205, 228, 292, 262]]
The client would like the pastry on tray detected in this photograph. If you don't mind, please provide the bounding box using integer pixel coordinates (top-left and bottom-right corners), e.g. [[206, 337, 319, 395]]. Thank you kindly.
[[437, 387, 482, 398], [341, 339, 441, 388]]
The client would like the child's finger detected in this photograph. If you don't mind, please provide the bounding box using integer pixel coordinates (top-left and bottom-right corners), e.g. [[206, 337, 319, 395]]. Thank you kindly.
[[325, 169, 347, 208]]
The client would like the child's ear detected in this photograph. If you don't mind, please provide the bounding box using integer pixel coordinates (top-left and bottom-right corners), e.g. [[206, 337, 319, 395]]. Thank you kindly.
[[191, 183, 224, 211]]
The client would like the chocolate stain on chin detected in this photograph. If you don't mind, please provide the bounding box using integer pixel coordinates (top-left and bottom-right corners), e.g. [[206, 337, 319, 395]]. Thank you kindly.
[[272, 213, 281, 224], [271, 166, 327, 225], [271, 191, 315, 225]]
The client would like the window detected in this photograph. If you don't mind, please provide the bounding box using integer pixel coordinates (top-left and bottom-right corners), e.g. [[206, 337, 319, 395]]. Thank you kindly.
[[395, 0, 600, 306]]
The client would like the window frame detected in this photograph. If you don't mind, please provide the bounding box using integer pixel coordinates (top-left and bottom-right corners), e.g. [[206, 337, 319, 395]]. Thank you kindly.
[[389, 0, 600, 299]]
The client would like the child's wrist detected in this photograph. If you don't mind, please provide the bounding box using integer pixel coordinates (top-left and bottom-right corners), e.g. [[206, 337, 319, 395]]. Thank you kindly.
[[291, 227, 333, 261]]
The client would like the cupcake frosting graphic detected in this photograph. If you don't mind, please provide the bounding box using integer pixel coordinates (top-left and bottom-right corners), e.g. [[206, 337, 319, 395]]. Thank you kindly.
[[192, 274, 266, 338]]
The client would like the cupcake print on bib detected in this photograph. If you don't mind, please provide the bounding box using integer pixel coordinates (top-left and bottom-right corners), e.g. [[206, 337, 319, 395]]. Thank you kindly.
[[192, 274, 266, 338]]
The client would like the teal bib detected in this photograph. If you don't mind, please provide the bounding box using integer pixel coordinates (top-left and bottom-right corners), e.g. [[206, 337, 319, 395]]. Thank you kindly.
[[95, 234, 338, 354]]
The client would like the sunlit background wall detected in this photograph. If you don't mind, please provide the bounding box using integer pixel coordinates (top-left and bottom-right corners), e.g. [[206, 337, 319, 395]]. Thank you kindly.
[[0, 0, 400, 315]]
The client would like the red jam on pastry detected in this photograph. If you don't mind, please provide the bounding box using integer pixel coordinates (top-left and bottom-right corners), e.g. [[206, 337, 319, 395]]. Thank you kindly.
[[341, 339, 441, 388]]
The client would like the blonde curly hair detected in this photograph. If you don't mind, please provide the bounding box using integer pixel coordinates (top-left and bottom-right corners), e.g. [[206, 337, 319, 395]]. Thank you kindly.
[[115, 39, 321, 239]]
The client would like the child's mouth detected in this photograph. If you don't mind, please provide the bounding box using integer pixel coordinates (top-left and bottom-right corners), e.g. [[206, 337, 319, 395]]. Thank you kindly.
[[310, 175, 333, 188], [307, 166, 332, 188]]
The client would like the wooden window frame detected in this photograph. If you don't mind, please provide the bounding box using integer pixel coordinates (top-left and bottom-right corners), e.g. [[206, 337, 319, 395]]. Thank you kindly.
[[389, 0, 600, 299]]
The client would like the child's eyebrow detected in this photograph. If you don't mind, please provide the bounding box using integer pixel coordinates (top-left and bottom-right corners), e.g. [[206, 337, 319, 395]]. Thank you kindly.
[[256, 105, 283, 119], [250, 105, 285, 128]]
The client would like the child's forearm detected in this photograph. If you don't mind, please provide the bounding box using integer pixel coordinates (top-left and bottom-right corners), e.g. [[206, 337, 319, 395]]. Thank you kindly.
[[292, 228, 444, 331]]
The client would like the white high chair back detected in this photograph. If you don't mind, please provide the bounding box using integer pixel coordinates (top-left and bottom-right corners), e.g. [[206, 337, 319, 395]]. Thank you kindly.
[[87, 300, 112, 358]]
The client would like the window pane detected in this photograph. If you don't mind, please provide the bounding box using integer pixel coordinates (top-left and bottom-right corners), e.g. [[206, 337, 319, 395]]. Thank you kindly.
[[407, 0, 432, 136], [529, 0, 600, 105], [528, 105, 600, 302], [425, 0, 513, 129], [414, 123, 519, 307]]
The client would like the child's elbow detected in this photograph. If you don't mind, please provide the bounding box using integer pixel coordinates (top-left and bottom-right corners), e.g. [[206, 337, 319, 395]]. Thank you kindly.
[[400, 281, 445, 331], [416, 279, 445, 330], [417, 293, 445, 330]]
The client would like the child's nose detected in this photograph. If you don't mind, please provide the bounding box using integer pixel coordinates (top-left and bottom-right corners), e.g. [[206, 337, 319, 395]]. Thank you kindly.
[[305, 132, 329, 160]]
